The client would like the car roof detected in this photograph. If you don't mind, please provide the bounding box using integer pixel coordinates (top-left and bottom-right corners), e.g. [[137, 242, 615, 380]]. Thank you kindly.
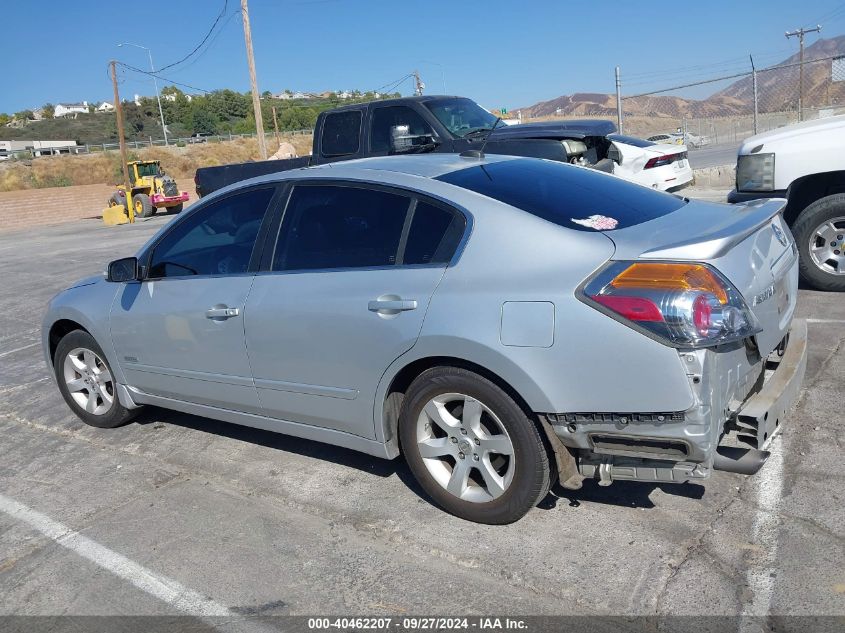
[[206, 154, 523, 203]]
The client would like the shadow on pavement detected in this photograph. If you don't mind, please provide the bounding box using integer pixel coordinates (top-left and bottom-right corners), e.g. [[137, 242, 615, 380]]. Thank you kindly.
[[539, 479, 705, 510], [134, 406, 400, 479]]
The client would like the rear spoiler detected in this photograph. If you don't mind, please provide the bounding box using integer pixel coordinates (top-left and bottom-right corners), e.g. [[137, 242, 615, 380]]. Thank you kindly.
[[640, 198, 787, 260]]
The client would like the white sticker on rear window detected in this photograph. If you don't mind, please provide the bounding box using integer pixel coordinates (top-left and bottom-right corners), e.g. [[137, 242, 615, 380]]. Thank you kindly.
[[570, 215, 619, 230]]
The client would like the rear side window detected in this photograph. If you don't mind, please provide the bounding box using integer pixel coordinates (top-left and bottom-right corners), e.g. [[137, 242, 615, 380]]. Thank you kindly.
[[435, 159, 686, 231], [321, 111, 362, 156], [403, 202, 465, 265], [273, 185, 410, 271]]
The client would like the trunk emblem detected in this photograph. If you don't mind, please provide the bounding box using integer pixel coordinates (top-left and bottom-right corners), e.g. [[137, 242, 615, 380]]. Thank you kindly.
[[772, 223, 789, 247]]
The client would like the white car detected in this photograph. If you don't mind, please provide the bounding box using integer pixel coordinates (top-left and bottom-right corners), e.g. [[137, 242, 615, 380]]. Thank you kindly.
[[608, 134, 693, 191], [648, 132, 710, 149]]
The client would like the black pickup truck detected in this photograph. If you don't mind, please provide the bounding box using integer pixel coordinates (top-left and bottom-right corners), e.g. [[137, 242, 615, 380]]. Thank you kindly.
[[194, 95, 618, 197]]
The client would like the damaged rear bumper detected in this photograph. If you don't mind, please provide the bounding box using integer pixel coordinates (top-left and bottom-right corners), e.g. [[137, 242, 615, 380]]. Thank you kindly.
[[544, 319, 808, 486]]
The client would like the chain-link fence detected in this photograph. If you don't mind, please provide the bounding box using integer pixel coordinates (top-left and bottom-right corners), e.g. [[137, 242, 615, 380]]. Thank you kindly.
[[614, 54, 845, 145]]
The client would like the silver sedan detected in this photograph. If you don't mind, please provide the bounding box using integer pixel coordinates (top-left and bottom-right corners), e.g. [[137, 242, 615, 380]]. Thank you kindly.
[[43, 154, 807, 524]]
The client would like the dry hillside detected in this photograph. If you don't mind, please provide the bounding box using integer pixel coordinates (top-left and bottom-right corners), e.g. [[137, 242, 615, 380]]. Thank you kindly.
[[0, 135, 313, 192]]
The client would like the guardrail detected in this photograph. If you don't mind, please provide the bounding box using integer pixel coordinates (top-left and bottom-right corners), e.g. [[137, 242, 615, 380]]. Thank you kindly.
[[0, 128, 315, 161]]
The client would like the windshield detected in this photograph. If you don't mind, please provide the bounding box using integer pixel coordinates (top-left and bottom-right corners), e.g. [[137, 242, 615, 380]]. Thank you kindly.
[[135, 163, 161, 178], [424, 98, 499, 138]]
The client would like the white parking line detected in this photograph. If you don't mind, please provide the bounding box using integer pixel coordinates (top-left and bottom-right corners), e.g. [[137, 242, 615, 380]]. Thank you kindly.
[[740, 435, 785, 624], [0, 342, 39, 358], [805, 318, 845, 324], [0, 492, 231, 618]]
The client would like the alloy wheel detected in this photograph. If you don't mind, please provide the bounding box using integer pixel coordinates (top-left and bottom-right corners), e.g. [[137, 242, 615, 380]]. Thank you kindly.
[[63, 347, 115, 415], [415, 392, 515, 503]]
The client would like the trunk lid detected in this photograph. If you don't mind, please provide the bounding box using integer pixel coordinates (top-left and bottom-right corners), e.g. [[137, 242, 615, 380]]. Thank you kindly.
[[606, 198, 797, 354]]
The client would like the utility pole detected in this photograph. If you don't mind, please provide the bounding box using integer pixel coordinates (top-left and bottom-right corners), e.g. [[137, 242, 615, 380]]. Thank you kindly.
[[414, 70, 425, 96], [786, 25, 821, 122], [750, 55, 759, 134], [241, 0, 267, 159], [615, 66, 623, 134], [110, 60, 134, 223]]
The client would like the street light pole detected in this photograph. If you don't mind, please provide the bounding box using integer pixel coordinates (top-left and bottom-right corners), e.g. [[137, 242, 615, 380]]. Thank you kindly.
[[118, 42, 168, 145]]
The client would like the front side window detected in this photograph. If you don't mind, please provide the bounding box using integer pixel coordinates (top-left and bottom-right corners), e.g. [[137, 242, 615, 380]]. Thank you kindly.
[[321, 110, 362, 156], [273, 185, 411, 271], [423, 98, 499, 138], [370, 106, 434, 153], [148, 187, 275, 278]]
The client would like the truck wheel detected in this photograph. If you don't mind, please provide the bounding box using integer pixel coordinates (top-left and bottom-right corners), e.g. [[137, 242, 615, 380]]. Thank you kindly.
[[166, 202, 184, 215], [132, 193, 155, 219], [398, 366, 551, 524], [107, 193, 123, 207], [792, 194, 845, 292]]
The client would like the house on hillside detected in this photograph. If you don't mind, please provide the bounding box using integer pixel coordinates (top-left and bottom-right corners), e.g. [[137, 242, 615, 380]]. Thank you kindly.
[[97, 102, 114, 113], [54, 102, 88, 117]]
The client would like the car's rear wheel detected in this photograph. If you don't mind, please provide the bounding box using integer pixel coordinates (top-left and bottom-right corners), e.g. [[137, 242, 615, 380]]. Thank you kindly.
[[398, 367, 551, 524], [54, 330, 137, 428], [793, 194, 845, 292]]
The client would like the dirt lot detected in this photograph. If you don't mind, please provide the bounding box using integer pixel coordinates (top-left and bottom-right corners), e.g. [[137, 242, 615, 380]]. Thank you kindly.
[[0, 213, 843, 631]]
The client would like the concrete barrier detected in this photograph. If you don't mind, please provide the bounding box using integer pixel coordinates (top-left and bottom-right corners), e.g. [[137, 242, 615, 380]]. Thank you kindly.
[[693, 165, 736, 189], [0, 184, 197, 233]]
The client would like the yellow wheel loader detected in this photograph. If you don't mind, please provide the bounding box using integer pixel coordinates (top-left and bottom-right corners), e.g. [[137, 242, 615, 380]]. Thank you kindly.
[[107, 160, 189, 219]]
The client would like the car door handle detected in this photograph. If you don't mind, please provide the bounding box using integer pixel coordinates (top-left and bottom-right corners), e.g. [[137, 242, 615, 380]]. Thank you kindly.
[[205, 307, 240, 319], [368, 299, 418, 312]]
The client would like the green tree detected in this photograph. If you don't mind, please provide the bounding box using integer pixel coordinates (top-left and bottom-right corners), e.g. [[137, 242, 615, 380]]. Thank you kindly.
[[187, 103, 217, 134], [0, 113, 10, 126], [41, 103, 55, 119], [14, 109, 34, 121], [122, 102, 145, 137]]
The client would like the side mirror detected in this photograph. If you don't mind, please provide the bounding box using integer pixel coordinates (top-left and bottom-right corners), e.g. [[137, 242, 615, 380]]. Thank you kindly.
[[390, 125, 436, 154], [107, 257, 139, 283]]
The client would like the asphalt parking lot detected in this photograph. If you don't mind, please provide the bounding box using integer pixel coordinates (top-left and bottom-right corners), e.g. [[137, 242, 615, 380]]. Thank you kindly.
[[1, 212, 843, 628]]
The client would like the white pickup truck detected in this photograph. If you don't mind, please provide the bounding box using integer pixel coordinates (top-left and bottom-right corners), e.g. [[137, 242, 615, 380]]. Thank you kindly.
[[729, 114, 845, 291]]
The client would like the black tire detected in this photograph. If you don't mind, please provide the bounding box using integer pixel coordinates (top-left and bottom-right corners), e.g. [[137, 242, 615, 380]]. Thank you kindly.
[[166, 202, 184, 214], [107, 192, 123, 208], [53, 330, 138, 429], [792, 194, 845, 292], [132, 193, 155, 219], [398, 367, 551, 524]]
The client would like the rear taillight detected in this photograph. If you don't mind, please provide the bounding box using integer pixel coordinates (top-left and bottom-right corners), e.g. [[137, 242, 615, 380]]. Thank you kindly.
[[644, 152, 687, 169], [582, 261, 760, 348]]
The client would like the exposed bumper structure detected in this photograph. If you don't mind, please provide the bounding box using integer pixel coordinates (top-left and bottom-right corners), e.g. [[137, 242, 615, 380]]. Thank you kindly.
[[547, 319, 808, 486]]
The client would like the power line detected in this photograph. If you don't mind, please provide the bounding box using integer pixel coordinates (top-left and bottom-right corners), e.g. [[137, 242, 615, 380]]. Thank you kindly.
[[163, 9, 242, 76], [115, 62, 211, 94], [156, 0, 229, 74]]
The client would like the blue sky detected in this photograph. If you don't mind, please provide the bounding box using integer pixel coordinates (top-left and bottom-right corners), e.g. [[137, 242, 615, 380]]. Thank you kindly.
[[4, 0, 844, 114]]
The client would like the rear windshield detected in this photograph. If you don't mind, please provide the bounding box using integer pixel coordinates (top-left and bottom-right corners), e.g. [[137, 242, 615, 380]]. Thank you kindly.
[[608, 134, 656, 148], [435, 158, 686, 231]]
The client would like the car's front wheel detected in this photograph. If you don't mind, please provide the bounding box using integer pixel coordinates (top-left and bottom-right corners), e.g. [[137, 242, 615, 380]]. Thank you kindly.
[[793, 194, 845, 291], [54, 330, 137, 428], [398, 367, 551, 524]]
